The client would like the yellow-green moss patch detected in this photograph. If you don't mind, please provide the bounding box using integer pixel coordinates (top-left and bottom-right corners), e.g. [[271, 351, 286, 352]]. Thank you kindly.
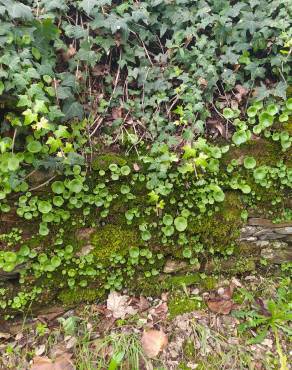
[[92, 153, 127, 171], [90, 224, 140, 260]]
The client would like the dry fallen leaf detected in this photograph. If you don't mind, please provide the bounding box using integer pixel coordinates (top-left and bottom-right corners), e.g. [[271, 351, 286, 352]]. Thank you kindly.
[[206, 119, 226, 138], [206, 299, 234, 315], [0, 332, 11, 340], [111, 107, 123, 120], [106, 291, 137, 319], [62, 44, 76, 62], [137, 296, 150, 312], [141, 329, 168, 358], [30, 353, 74, 370], [206, 284, 235, 315], [149, 301, 168, 321], [133, 163, 140, 171], [35, 344, 46, 356]]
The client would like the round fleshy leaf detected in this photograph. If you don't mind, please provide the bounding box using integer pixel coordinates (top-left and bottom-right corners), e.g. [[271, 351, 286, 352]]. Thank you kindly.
[[285, 98, 292, 110], [253, 167, 267, 181], [213, 190, 225, 202], [163, 214, 173, 226], [121, 165, 131, 176], [141, 230, 151, 241], [53, 196, 64, 207], [266, 104, 278, 116], [232, 130, 248, 146], [223, 108, 234, 119], [129, 247, 140, 258], [259, 112, 274, 128], [279, 113, 288, 122], [174, 216, 188, 232], [52, 181, 65, 194], [183, 248, 192, 258], [38, 200, 52, 214], [4, 251, 17, 263], [247, 106, 257, 117], [8, 156, 20, 171], [68, 179, 83, 193], [27, 140, 42, 153], [120, 185, 130, 194], [241, 184, 251, 194], [162, 225, 174, 236], [243, 156, 256, 169]]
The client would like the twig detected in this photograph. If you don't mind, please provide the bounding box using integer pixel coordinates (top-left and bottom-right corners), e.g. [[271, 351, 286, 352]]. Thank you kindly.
[[28, 175, 56, 192], [11, 128, 17, 154], [89, 52, 122, 138]]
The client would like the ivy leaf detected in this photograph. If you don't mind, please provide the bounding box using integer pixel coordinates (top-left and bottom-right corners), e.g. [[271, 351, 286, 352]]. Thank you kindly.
[[174, 216, 188, 232], [0, 0, 32, 19], [0, 80, 4, 95], [62, 101, 84, 121], [79, 0, 96, 15], [253, 83, 271, 101], [273, 81, 287, 100]]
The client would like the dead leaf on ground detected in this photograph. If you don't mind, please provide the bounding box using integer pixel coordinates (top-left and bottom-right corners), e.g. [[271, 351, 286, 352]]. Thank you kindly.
[[137, 296, 150, 312], [62, 44, 76, 62], [141, 329, 168, 358], [234, 84, 248, 102], [0, 332, 11, 340], [30, 352, 74, 370], [133, 162, 140, 171], [106, 291, 137, 319], [149, 301, 168, 321], [35, 344, 46, 356], [206, 119, 226, 138], [111, 107, 123, 120], [206, 284, 236, 315], [206, 299, 234, 315]]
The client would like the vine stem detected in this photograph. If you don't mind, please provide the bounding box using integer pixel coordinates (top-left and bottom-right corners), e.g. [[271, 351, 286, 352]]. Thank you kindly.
[[28, 175, 56, 192]]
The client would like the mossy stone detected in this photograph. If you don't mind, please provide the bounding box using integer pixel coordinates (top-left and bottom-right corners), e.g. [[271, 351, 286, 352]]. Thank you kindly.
[[58, 286, 105, 306], [168, 295, 204, 319], [90, 224, 140, 260], [92, 154, 127, 171], [191, 192, 243, 253]]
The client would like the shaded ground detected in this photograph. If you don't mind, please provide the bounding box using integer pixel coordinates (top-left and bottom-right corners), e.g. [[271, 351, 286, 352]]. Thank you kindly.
[[0, 272, 290, 370]]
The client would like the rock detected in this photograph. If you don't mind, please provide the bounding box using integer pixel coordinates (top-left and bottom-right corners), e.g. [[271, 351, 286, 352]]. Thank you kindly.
[[274, 227, 292, 235], [261, 241, 292, 263], [258, 233, 285, 240], [240, 226, 258, 238], [0, 263, 27, 281], [75, 228, 95, 241], [76, 244, 94, 257], [27, 169, 55, 186], [163, 259, 188, 274], [256, 240, 269, 248], [284, 235, 292, 243], [244, 237, 257, 242], [248, 218, 292, 228]]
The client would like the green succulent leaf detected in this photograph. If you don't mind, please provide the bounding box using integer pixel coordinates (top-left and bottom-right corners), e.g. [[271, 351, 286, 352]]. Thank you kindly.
[[27, 140, 42, 153], [174, 216, 188, 232], [243, 156, 257, 169]]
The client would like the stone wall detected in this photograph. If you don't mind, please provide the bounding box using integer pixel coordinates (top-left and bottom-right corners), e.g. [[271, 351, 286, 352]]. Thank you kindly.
[[239, 218, 292, 264]]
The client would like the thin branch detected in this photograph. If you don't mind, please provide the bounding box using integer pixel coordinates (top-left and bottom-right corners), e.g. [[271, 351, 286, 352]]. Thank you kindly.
[[28, 175, 56, 192]]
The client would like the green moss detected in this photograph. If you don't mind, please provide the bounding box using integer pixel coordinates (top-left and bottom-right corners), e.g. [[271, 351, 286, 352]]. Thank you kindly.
[[90, 224, 139, 260], [183, 339, 197, 360], [178, 363, 192, 370], [207, 256, 256, 275], [191, 192, 243, 254], [168, 295, 203, 319], [58, 286, 105, 306], [131, 272, 219, 297], [224, 139, 280, 167], [92, 153, 127, 171]]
